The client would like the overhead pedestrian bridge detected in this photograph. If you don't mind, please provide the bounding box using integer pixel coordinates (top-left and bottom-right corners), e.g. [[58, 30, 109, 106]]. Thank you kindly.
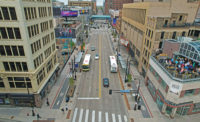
[[90, 15, 111, 20]]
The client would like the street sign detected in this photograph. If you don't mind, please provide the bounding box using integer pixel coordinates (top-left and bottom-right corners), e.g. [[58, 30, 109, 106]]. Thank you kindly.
[[119, 90, 130, 93]]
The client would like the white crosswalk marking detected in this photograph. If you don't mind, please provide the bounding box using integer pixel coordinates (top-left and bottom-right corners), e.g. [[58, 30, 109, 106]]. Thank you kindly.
[[79, 109, 83, 122], [124, 115, 128, 122], [98, 111, 102, 122], [105, 112, 109, 122], [92, 110, 95, 122], [71, 108, 127, 122], [72, 108, 78, 122], [118, 115, 122, 122], [112, 114, 116, 122], [85, 109, 89, 122]]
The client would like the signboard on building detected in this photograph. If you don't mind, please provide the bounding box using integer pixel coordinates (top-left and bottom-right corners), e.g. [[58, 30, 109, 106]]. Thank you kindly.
[[61, 11, 78, 17], [169, 82, 182, 95]]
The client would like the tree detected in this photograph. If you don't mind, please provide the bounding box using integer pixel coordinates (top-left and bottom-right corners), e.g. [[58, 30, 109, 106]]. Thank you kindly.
[[127, 74, 132, 83], [69, 77, 74, 86]]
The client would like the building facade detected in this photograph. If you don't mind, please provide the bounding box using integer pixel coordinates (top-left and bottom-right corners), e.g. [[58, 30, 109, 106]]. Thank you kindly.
[[68, 1, 96, 14], [121, 0, 200, 77], [0, 0, 59, 107], [145, 38, 200, 118], [104, 0, 134, 14]]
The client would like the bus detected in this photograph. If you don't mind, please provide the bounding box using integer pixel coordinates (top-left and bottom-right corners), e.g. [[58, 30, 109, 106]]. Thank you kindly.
[[109, 56, 117, 73], [82, 54, 91, 71]]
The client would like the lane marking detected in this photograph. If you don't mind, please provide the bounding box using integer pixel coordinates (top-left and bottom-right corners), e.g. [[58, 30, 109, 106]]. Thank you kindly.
[[118, 115, 122, 122], [79, 109, 83, 122], [72, 108, 78, 122], [98, 111, 102, 122], [92, 110, 95, 122], [99, 34, 102, 98], [77, 97, 100, 100], [85, 109, 89, 122], [105, 112, 109, 122], [124, 115, 128, 122], [112, 114, 116, 122]]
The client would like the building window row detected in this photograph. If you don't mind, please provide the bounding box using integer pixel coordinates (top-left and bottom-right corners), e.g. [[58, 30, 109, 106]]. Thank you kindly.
[[3, 62, 28, 72], [0, 7, 17, 21], [46, 59, 53, 73], [31, 39, 41, 54], [42, 34, 50, 47], [145, 39, 151, 49], [51, 32, 54, 40], [27, 24, 39, 38], [0, 45, 25, 56], [24, 7, 37, 20], [38, 7, 47, 18], [8, 77, 32, 88], [52, 43, 55, 52], [44, 47, 51, 59], [0, 27, 21, 39], [34, 53, 43, 69], [40, 21, 49, 32], [146, 28, 153, 39], [53, 54, 57, 65], [36, 67, 45, 85]]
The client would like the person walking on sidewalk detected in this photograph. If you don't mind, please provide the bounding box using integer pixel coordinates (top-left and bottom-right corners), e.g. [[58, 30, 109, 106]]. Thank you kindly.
[[61, 108, 64, 113], [37, 113, 41, 120], [46, 98, 49, 106]]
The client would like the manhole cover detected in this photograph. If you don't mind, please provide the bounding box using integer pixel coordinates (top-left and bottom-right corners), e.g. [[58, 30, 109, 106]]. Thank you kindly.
[[47, 118, 55, 120]]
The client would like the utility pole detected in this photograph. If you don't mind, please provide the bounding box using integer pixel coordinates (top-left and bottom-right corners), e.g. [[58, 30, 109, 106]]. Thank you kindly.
[[74, 55, 76, 80]]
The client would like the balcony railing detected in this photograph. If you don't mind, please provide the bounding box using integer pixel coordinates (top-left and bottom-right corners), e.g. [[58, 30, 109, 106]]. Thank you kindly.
[[151, 56, 200, 83], [163, 22, 200, 28]]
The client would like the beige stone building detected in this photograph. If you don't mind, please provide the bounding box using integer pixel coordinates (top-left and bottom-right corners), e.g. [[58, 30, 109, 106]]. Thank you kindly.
[[68, 1, 97, 14], [121, 0, 200, 76], [0, 0, 59, 107]]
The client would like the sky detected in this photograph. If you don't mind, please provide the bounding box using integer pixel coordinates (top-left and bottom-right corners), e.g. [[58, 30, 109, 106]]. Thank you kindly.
[[58, 0, 104, 6]]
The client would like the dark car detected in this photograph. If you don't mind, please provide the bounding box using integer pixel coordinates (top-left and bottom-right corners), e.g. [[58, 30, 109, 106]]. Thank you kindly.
[[103, 78, 109, 87], [66, 96, 70, 102]]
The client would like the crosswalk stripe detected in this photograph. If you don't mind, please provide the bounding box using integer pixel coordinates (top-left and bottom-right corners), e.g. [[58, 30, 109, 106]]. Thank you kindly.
[[79, 109, 83, 122], [124, 115, 128, 122], [85, 109, 89, 122], [118, 115, 122, 122], [112, 114, 116, 122], [92, 110, 95, 122], [105, 112, 109, 122], [98, 111, 102, 122], [72, 108, 78, 122]]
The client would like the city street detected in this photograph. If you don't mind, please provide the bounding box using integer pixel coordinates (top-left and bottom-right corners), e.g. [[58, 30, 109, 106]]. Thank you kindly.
[[71, 27, 128, 121]]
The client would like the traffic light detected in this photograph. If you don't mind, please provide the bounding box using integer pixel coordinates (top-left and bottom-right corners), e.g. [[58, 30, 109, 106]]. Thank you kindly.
[[109, 89, 112, 95]]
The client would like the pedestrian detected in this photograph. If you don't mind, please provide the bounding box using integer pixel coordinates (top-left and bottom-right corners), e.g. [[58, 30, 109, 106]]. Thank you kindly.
[[46, 98, 49, 106], [65, 105, 68, 111], [37, 113, 41, 120], [61, 108, 64, 113]]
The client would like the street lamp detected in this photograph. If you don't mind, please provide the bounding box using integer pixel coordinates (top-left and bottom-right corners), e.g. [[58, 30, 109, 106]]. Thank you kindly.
[[26, 82, 35, 116]]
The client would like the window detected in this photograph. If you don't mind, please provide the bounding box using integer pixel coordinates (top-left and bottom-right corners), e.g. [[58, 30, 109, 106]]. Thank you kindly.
[[24, 8, 28, 20], [14, 28, 21, 39], [2, 7, 10, 20], [22, 62, 28, 71], [11, 46, 18, 56], [0, 77, 5, 88], [0, 27, 8, 39], [18, 46, 25, 56], [9, 62, 16, 71], [172, 31, 176, 39], [8, 77, 31, 88], [7, 28, 14, 39], [0, 46, 5, 56], [9, 7, 17, 20], [182, 31, 186, 37], [179, 15, 182, 21], [161, 32, 165, 39], [5, 46, 12, 56], [164, 20, 168, 26], [0, 9, 3, 20], [3, 62, 10, 71], [185, 89, 194, 96], [16, 62, 22, 71]]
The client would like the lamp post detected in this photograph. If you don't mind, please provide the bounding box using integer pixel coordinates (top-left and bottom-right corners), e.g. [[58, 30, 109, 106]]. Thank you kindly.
[[26, 82, 35, 116]]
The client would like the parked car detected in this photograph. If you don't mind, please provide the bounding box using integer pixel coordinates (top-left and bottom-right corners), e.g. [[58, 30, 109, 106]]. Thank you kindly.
[[91, 46, 95, 51], [95, 54, 99, 60], [103, 78, 109, 87]]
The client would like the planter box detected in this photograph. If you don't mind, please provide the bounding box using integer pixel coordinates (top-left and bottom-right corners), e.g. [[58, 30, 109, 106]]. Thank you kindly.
[[66, 85, 76, 97]]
